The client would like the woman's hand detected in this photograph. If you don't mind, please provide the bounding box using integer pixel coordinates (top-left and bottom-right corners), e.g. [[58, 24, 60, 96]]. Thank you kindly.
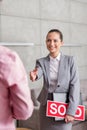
[[65, 114, 75, 123], [29, 68, 38, 81]]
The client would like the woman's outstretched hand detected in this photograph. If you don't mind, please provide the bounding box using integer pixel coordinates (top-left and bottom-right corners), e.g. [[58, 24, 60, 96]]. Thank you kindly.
[[30, 68, 38, 81]]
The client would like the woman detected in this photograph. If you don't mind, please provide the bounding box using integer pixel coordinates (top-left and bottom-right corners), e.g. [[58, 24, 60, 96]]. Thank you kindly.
[[30, 29, 80, 130]]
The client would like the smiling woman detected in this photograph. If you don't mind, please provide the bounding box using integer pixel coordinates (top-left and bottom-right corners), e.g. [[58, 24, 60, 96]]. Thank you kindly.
[[29, 29, 80, 130]]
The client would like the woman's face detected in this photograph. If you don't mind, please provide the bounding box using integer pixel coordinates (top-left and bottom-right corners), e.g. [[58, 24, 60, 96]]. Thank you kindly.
[[46, 32, 63, 57]]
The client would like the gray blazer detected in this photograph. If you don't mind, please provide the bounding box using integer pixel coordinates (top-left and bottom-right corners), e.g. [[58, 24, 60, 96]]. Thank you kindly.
[[35, 53, 80, 116]]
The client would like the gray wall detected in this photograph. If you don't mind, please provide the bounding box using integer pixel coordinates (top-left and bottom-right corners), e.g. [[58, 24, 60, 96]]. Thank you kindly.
[[0, 0, 87, 88]]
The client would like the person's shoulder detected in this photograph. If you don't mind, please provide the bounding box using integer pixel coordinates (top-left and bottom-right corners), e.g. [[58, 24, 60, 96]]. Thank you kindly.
[[61, 53, 75, 64], [62, 53, 74, 60], [62, 53, 74, 58], [0, 45, 18, 64], [0, 46, 19, 78], [36, 55, 49, 62]]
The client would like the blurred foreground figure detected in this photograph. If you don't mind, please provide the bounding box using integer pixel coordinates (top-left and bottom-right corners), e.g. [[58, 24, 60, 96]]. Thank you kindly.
[[0, 45, 33, 130]]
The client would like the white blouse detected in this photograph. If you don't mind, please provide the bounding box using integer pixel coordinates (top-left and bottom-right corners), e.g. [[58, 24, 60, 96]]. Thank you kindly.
[[49, 53, 61, 92]]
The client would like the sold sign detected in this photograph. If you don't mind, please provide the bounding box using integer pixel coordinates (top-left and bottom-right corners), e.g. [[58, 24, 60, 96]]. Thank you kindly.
[[46, 100, 85, 121]]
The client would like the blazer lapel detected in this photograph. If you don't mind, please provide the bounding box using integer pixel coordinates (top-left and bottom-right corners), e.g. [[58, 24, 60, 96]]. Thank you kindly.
[[57, 54, 65, 86], [44, 54, 65, 87], [44, 55, 50, 86]]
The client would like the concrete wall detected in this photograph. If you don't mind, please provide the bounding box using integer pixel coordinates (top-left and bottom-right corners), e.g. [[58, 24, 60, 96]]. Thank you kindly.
[[0, 0, 87, 88]]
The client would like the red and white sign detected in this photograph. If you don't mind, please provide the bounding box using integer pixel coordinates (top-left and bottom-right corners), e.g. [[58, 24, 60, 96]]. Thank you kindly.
[[46, 100, 85, 121]]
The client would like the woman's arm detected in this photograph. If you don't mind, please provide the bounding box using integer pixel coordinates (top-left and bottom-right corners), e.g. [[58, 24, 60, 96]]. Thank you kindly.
[[65, 56, 80, 122]]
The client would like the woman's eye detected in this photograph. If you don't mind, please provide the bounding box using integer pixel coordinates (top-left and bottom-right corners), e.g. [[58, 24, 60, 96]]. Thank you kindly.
[[54, 40, 58, 43], [47, 39, 51, 42]]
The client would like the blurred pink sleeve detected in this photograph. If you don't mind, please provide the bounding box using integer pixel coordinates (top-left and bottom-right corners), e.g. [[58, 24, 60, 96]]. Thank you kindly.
[[3, 49, 34, 120]]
